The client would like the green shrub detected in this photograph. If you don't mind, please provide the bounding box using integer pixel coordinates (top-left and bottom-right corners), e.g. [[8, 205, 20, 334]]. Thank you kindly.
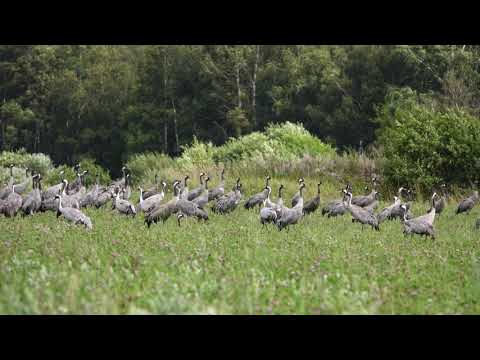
[[126, 152, 176, 184], [265, 121, 335, 157], [0, 149, 54, 175], [376, 88, 480, 190], [177, 137, 217, 171]]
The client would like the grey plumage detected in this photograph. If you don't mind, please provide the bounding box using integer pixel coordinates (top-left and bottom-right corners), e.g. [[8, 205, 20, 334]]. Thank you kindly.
[[303, 182, 321, 215], [321, 184, 351, 218], [121, 173, 132, 200], [3, 184, 23, 217], [260, 186, 277, 226], [400, 204, 435, 239], [351, 178, 379, 207], [21, 174, 42, 216], [176, 198, 209, 221], [291, 178, 305, 207], [79, 174, 101, 208], [66, 167, 85, 195], [0, 164, 15, 200], [43, 170, 66, 200], [212, 182, 242, 214], [244, 176, 271, 210], [58, 180, 80, 209], [145, 183, 182, 227], [377, 196, 401, 223], [94, 189, 113, 208], [112, 189, 136, 216], [277, 183, 306, 231], [143, 174, 160, 200], [343, 190, 379, 230], [55, 195, 92, 230], [187, 172, 206, 201], [138, 182, 167, 213], [12, 168, 32, 195], [179, 175, 190, 200], [456, 190, 479, 214], [192, 176, 210, 209], [363, 199, 379, 215], [321, 199, 347, 218], [432, 184, 447, 215], [415, 193, 438, 226], [208, 168, 226, 201]]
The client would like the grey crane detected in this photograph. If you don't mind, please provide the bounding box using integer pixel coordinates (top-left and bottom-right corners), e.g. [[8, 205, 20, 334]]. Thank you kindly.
[[276, 183, 306, 231], [112, 188, 136, 217], [260, 186, 278, 226], [3, 184, 24, 217], [12, 167, 32, 195], [343, 190, 379, 231], [377, 196, 401, 223], [192, 176, 210, 209], [0, 164, 15, 199], [244, 176, 271, 210], [143, 173, 160, 200], [94, 188, 114, 209], [21, 174, 42, 216], [415, 193, 439, 226], [66, 165, 83, 194], [400, 204, 435, 240], [291, 178, 305, 207], [456, 190, 479, 215], [121, 173, 132, 200], [79, 173, 100, 208], [321, 184, 351, 218], [351, 178, 379, 207], [431, 184, 447, 216], [363, 196, 379, 215], [55, 194, 92, 230], [43, 170, 66, 200], [386, 187, 414, 221], [179, 175, 190, 200], [187, 172, 206, 201], [175, 196, 209, 221], [212, 181, 242, 215], [110, 165, 129, 190], [303, 182, 321, 215], [208, 168, 226, 201], [138, 181, 167, 213], [143, 181, 171, 216], [145, 182, 182, 227], [59, 180, 80, 209]]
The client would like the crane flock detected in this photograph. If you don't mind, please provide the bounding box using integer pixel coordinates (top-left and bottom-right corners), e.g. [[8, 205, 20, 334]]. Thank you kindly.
[[1, 163, 479, 239]]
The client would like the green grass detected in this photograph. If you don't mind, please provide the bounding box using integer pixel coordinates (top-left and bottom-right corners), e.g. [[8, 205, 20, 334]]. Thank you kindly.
[[1, 180, 479, 314]]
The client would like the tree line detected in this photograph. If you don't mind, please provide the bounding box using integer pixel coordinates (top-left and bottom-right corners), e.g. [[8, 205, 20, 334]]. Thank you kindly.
[[1, 45, 479, 176]]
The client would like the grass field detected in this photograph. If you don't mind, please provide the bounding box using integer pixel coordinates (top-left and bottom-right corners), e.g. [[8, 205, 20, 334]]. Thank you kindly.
[[1, 179, 479, 314]]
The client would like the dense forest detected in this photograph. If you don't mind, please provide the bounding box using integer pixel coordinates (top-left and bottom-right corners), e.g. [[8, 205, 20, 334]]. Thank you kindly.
[[1, 45, 480, 179]]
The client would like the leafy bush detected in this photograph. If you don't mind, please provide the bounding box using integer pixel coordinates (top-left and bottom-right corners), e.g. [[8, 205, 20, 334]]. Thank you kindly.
[[376, 88, 480, 190], [177, 137, 217, 171], [265, 121, 335, 157], [214, 122, 335, 164], [126, 152, 176, 184], [0, 150, 54, 185]]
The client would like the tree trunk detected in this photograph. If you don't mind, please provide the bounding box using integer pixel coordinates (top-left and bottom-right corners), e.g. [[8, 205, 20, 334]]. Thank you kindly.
[[163, 48, 169, 155], [0, 118, 3, 151], [164, 120, 168, 154], [172, 99, 179, 156], [252, 45, 260, 129], [236, 64, 242, 109], [34, 118, 40, 153]]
